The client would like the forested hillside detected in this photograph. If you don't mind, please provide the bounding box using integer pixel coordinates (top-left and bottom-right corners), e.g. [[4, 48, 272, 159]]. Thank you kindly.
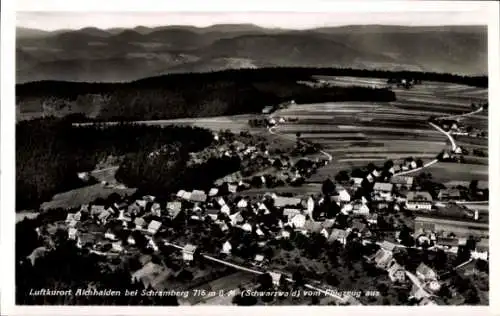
[[17, 67, 486, 122], [16, 118, 214, 210]]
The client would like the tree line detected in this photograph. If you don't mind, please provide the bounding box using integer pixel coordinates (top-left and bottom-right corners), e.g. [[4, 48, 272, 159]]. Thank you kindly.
[[17, 74, 397, 122]]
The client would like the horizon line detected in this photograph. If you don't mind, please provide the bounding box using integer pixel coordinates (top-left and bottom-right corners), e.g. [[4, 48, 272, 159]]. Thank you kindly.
[[17, 23, 488, 32]]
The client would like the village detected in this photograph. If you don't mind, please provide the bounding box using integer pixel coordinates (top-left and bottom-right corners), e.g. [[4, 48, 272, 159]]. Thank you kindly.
[[25, 121, 489, 306]]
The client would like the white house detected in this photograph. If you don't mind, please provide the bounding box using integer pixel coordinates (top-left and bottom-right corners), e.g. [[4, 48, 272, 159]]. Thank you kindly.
[[353, 203, 370, 216], [208, 188, 219, 197], [341, 203, 353, 214], [241, 223, 253, 232], [338, 189, 351, 202], [104, 230, 117, 241], [328, 229, 348, 245], [182, 244, 197, 262], [306, 197, 315, 216], [270, 272, 282, 286], [68, 228, 78, 240], [221, 204, 231, 215], [111, 242, 124, 253], [221, 241, 232, 255], [237, 199, 248, 208], [373, 182, 394, 200], [127, 235, 136, 245], [147, 239, 159, 252], [291, 214, 306, 229]]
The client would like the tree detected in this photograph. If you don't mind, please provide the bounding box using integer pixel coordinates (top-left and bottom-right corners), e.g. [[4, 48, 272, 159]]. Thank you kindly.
[[335, 170, 350, 183], [292, 269, 305, 288], [398, 226, 415, 247], [321, 178, 336, 196], [416, 159, 424, 168], [258, 273, 274, 290]]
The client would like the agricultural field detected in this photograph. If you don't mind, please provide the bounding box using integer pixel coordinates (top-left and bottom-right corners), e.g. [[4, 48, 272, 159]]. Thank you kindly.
[[40, 183, 137, 211], [418, 162, 488, 183], [134, 114, 259, 133], [269, 77, 487, 186]]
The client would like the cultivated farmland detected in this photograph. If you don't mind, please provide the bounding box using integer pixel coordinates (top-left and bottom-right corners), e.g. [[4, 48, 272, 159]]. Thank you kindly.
[[271, 77, 487, 185]]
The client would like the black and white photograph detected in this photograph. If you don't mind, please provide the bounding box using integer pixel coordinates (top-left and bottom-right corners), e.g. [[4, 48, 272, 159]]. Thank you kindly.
[[2, 0, 499, 313]]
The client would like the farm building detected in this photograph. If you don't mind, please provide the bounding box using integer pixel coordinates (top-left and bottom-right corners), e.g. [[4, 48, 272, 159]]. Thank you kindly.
[[405, 191, 433, 211], [414, 215, 489, 239], [221, 241, 232, 255], [390, 176, 414, 188], [274, 196, 302, 208]]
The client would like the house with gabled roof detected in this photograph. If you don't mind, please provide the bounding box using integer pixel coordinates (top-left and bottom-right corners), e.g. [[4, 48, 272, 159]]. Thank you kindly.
[[291, 214, 306, 229], [387, 261, 406, 283], [229, 212, 244, 226], [405, 191, 433, 211], [390, 176, 414, 189], [274, 196, 302, 208], [416, 263, 437, 282], [372, 248, 394, 270], [352, 203, 370, 216], [337, 189, 351, 202], [351, 177, 363, 188], [237, 199, 248, 208], [410, 283, 432, 301], [68, 227, 78, 240], [98, 210, 112, 224], [147, 220, 162, 235], [182, 244, 198, 262], [221, 241, 232, 255], [328, 228, 348, 245], [206, 208, 220, 221], [190, 190, 207, 203], [134, 217, 146, 230], [283, 208, 301, 220], [241, 222, 253, 232], [221, 204, 231, 215], [303, 220, 323, 235], [373, 182, 394, 200]]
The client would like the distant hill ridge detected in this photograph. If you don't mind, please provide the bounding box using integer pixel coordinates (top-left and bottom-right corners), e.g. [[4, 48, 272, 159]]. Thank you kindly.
[[16, 24, 487, 83]]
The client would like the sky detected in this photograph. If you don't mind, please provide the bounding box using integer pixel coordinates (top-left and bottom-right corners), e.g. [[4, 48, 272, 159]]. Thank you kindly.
[[16, 11, 488, 31]]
